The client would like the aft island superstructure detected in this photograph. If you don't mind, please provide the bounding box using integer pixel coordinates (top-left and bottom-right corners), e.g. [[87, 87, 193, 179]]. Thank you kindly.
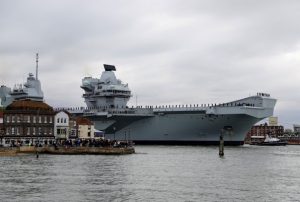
[[76, 64, 276, 145]]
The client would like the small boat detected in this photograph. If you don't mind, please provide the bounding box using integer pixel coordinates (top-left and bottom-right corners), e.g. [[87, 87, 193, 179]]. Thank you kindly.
[[258, 134, 287, 146]]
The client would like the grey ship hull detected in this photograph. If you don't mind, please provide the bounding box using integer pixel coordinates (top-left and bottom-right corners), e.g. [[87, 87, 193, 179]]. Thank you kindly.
[[88, 113, 260, 145], [76, 94, 276, 146]]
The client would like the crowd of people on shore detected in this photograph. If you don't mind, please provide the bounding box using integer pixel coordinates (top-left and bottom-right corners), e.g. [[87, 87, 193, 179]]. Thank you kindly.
[[57, 138, 134, 148], [6, 138, 134, 148]]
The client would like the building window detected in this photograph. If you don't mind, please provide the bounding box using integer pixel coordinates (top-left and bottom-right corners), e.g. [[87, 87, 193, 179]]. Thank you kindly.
[[39, 116, 42, 123], [49, 117, 52, 123], [12, 127, 15, 135], [12, 116, 15, 123], [28, 115, 30, 123], [57, 129, 60, 135], [64, 118, 66, 123], [57, 118, 60, 123], [27, 127, 30, 135], [6, 115, 10, 123], [33, 116, 36, 123], [88, 132, 91, 137], [61, 118, 63, 123], [33, 127, 35, 135]]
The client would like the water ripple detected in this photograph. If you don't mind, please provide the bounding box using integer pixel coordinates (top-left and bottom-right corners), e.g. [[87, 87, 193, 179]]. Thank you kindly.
[[1, 145, 300, 201]]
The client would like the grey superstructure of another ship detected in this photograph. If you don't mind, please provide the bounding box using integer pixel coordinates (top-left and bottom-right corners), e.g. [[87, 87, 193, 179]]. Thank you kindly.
[[70, 64, 277, 145], [0, 54, 44, 107]]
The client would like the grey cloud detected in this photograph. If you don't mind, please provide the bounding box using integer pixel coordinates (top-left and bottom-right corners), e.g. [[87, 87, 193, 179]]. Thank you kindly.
[[0, 0, 300, 128]]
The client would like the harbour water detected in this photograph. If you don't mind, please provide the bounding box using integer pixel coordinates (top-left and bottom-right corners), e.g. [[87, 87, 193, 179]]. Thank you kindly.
[[1, 145, 300, 202]]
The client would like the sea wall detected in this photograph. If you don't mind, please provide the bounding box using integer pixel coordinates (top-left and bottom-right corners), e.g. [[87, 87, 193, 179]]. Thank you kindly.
[[0, 146, 135, 155]]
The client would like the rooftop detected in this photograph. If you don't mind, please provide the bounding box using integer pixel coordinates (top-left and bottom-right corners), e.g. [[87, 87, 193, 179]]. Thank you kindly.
[[76, 117, 93, 125], [6, 99, 53, 111]]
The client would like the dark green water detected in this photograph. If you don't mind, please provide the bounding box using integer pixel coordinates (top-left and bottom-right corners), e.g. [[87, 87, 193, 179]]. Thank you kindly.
[[1, 145, 300, 201]]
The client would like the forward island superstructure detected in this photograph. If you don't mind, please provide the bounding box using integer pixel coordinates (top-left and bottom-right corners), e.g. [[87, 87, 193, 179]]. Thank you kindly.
[[0, 54, 44, 107], [76, 64, 277, 145]]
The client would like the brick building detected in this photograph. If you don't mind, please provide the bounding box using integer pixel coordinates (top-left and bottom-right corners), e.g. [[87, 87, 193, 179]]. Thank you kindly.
[[245, 123, 284, 143], [2, 100, 55, 146]]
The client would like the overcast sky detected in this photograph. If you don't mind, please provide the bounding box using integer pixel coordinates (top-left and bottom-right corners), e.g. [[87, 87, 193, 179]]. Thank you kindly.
[[0, 0, 300, 128]]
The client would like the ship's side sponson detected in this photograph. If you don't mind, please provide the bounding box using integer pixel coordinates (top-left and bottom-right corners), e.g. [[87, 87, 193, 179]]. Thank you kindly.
[[211, 93, 276, 119]]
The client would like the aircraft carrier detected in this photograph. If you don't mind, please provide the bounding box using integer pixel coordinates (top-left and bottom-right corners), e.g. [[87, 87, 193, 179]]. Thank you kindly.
[[75, 64, 276, 145]]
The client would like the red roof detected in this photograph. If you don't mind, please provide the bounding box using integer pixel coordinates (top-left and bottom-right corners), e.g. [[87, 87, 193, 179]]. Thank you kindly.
[[76, 117, 93, 125], [6, 100, 53, 111]]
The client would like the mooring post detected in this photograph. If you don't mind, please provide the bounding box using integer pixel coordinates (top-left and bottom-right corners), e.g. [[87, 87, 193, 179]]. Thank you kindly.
[[36, 146, 39, 158], [219, 129, 224, 157]]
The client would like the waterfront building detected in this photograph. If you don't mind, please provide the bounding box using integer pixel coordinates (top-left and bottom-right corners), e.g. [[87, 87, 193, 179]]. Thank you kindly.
[[268, 116, 278, 126], [293, 124, 300, 134], [0, 111, 3, 138], [69, 116, 77, 139], [278, 125, 300, 144], [245, 123, 284, 143], [2, 100, 55, 146], [76, 117, 95, 139], [54, 110, 70, 140]]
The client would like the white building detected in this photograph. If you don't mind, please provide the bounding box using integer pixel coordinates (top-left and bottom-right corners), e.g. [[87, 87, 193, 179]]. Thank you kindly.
[[54, 111, 70, 140], [0, 111, 3, 136], [76, 117, 95, 139]]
